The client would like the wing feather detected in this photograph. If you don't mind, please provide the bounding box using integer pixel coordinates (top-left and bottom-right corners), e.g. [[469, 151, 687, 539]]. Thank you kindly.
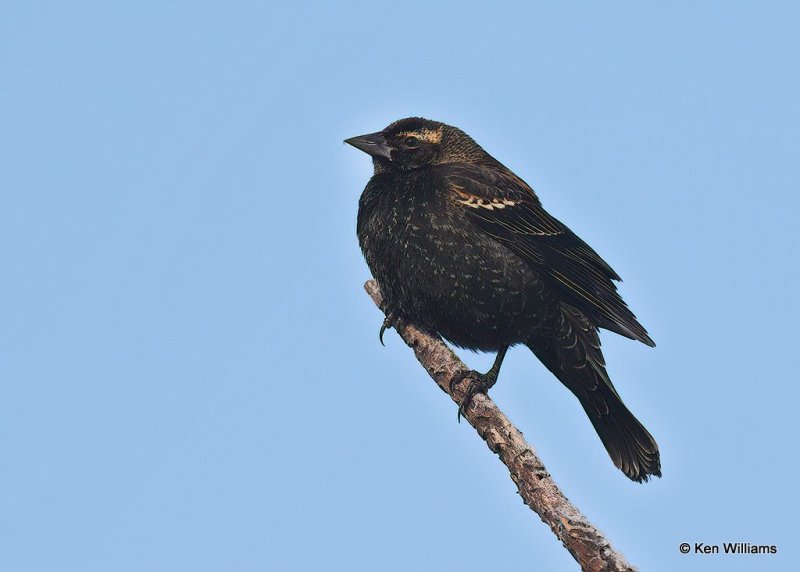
[[442, 163, 654, 346]]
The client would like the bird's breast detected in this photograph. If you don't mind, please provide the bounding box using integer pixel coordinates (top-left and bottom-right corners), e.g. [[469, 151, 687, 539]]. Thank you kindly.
[[357, 174, 547, 350]]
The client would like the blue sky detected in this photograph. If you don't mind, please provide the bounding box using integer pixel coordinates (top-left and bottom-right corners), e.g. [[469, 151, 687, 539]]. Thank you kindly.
[[1, 2, 798, 571]]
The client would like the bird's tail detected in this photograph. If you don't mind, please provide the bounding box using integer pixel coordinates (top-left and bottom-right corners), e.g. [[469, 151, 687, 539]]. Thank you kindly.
[[527, 304, 661, 482], [574, 373, 661, 482]]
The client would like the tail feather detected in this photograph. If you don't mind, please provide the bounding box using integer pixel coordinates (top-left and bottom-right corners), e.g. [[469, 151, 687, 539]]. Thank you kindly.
[[528, 303, 661, 482], [581, 381, 661, 482]]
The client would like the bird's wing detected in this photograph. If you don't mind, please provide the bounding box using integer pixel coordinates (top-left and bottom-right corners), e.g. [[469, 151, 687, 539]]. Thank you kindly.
[[442, 163, 654, 346]]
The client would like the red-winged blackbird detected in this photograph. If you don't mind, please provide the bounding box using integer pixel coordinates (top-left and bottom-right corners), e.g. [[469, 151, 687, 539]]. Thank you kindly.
[[346, 117, 660, 482]]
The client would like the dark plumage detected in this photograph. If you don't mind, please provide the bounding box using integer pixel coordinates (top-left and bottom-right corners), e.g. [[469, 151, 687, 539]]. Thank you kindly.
[[346, 117, 661, 482]]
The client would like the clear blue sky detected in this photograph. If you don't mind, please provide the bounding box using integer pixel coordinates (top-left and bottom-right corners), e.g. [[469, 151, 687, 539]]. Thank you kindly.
[[1, 2, 797, 571]]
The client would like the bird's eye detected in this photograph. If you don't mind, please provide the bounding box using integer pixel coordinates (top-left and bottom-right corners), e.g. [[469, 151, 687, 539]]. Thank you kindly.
[[403, 136, 420, 149]]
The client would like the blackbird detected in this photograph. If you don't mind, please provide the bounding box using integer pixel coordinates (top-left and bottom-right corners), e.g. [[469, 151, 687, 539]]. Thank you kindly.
[[346, 117, 660, 482]]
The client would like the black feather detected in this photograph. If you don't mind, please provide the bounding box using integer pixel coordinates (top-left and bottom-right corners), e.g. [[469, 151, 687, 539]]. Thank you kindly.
[[351, 117, 661, 482]]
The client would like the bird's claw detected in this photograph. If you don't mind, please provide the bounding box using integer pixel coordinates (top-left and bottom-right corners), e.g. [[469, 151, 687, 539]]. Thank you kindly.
[[379, 320, 389, 346], [449, 370, 495, 423], [378, 308, 398, 346]]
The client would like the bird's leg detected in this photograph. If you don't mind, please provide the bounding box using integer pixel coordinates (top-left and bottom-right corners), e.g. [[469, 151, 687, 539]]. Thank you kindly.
[[378, 302, 401, 346], [450, 345, 509, 422]]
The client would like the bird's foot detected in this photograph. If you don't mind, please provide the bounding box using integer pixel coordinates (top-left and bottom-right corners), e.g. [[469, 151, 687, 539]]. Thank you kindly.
[[378, 306, 401, 346], [449, 369, 499, 423]]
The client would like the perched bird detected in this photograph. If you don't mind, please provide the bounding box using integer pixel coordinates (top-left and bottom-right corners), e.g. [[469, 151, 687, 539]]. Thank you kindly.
[[346, 117, 660, 482]]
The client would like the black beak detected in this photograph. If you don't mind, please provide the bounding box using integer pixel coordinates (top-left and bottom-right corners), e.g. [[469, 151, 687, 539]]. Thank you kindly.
[[344, 131, 392, 161]]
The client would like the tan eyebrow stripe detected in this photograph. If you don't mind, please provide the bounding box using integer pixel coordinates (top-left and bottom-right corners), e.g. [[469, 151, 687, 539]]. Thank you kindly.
[[397, 127, 443, 143]]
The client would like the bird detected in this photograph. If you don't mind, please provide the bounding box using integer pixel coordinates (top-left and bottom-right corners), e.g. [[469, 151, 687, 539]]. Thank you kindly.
[[345, 117, 660, 482]]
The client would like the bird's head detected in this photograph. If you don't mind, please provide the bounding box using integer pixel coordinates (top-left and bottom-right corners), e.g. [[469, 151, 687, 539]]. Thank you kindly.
[[345, 117, 491, 172]]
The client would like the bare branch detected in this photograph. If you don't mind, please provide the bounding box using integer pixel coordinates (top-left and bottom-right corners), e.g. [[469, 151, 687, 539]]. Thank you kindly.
[[365, 279, 637, 572]]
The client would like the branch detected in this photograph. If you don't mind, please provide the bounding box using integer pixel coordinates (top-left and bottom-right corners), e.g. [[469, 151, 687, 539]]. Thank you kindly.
[[365, 280, 637, 572]]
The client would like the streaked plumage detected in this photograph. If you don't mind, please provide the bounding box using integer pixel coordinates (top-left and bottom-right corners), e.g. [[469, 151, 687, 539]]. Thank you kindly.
[[347, 117, 661, 482]]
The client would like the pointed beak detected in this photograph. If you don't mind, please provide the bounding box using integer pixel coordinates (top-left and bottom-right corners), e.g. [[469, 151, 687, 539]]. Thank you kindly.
[[344, 131, 392, 161]]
